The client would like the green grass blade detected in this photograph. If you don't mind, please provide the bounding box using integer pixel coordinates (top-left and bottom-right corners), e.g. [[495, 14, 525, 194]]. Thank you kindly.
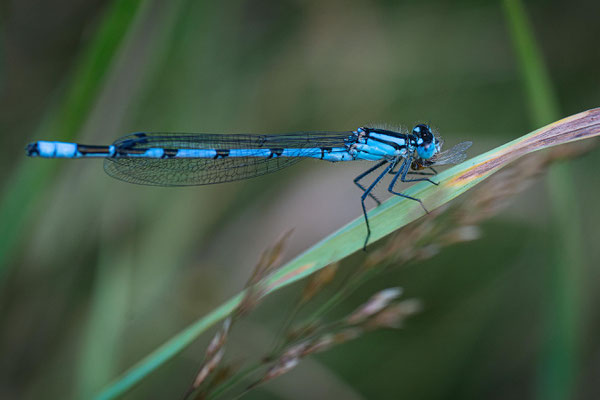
[[503, 2, 583, 399], [95, 108, 600, 399], [0, 0, 144, 280], [503, 0, 559, 123]]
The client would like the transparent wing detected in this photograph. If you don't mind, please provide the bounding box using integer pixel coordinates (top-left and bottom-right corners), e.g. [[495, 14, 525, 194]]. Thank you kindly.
[[103, 131, 351, 186], [430, 141, 472, 165]]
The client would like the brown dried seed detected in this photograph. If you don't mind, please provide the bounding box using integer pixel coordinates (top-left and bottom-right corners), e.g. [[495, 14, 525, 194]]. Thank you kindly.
[[247, 229, 293, 287], [281, 341, 311, 360], [439, 225, 481, 245], [366, 299, 423, 330], [347, 287, 403, 325], [331, 327, 363, 344], [206, 317, 231, 357], [301, 262, 339, 303], [237, 285, 267, 317], [252, 357, 300, 388], [301, 333, 336, 355], [192, 348, 225, 388]]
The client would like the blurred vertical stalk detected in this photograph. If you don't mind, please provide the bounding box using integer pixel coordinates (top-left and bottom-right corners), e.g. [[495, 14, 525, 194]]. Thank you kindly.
[[503, 1, 583, 399], [0, 0, 144, 280], [76, 244, 133, 399], [73, 1, 188, 398]]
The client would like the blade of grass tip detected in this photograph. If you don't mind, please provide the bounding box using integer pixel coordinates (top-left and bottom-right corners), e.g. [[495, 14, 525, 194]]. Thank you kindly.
[[503, 2, 584, 399], [0, 0, 145, 281], [95, 108, 600, 400]]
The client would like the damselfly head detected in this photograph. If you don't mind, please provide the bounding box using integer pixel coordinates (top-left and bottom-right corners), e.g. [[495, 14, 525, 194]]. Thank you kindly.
[[412, 124, 438, 160]]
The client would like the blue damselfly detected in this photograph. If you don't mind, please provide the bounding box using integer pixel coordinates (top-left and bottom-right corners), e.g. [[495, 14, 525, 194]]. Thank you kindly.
[[26, 125, 471, 249]]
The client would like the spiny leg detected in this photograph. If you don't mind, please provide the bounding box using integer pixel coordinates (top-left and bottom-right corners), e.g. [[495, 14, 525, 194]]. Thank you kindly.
[[388, 157, 429, 213], [361, 162, 394, 251], [354, 160, 388, 205]]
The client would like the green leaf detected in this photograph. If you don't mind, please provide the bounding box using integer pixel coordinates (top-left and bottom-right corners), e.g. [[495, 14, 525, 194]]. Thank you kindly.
[[96, 107, 600, 399]]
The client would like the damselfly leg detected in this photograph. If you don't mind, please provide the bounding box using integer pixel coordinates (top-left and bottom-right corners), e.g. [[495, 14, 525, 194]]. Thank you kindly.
[[406, 166, 438, 176], [353, 159, 388, 205], [360, 161, 395, 251], [360, 156, 439, 250], [387, 156, 430, 213], [397, 160, 439, 186]]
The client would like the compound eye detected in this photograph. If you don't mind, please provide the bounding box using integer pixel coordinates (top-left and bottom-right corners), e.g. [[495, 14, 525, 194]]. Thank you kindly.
[[412, 123, 430, 135], [413, 124, 433, 143], [412, 124, 425, 134]]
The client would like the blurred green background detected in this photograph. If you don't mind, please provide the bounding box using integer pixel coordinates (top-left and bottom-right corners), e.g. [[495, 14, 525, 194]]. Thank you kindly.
[[1, 0, 600, 399]]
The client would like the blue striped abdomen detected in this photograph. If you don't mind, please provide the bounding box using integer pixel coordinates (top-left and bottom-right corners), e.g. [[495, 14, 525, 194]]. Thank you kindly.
[[26, 130, 362, 185], [26, 141, 354, 161]]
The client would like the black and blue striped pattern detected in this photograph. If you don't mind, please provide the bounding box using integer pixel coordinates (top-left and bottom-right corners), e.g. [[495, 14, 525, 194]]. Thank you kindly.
[[26, 125, 471, 248]]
